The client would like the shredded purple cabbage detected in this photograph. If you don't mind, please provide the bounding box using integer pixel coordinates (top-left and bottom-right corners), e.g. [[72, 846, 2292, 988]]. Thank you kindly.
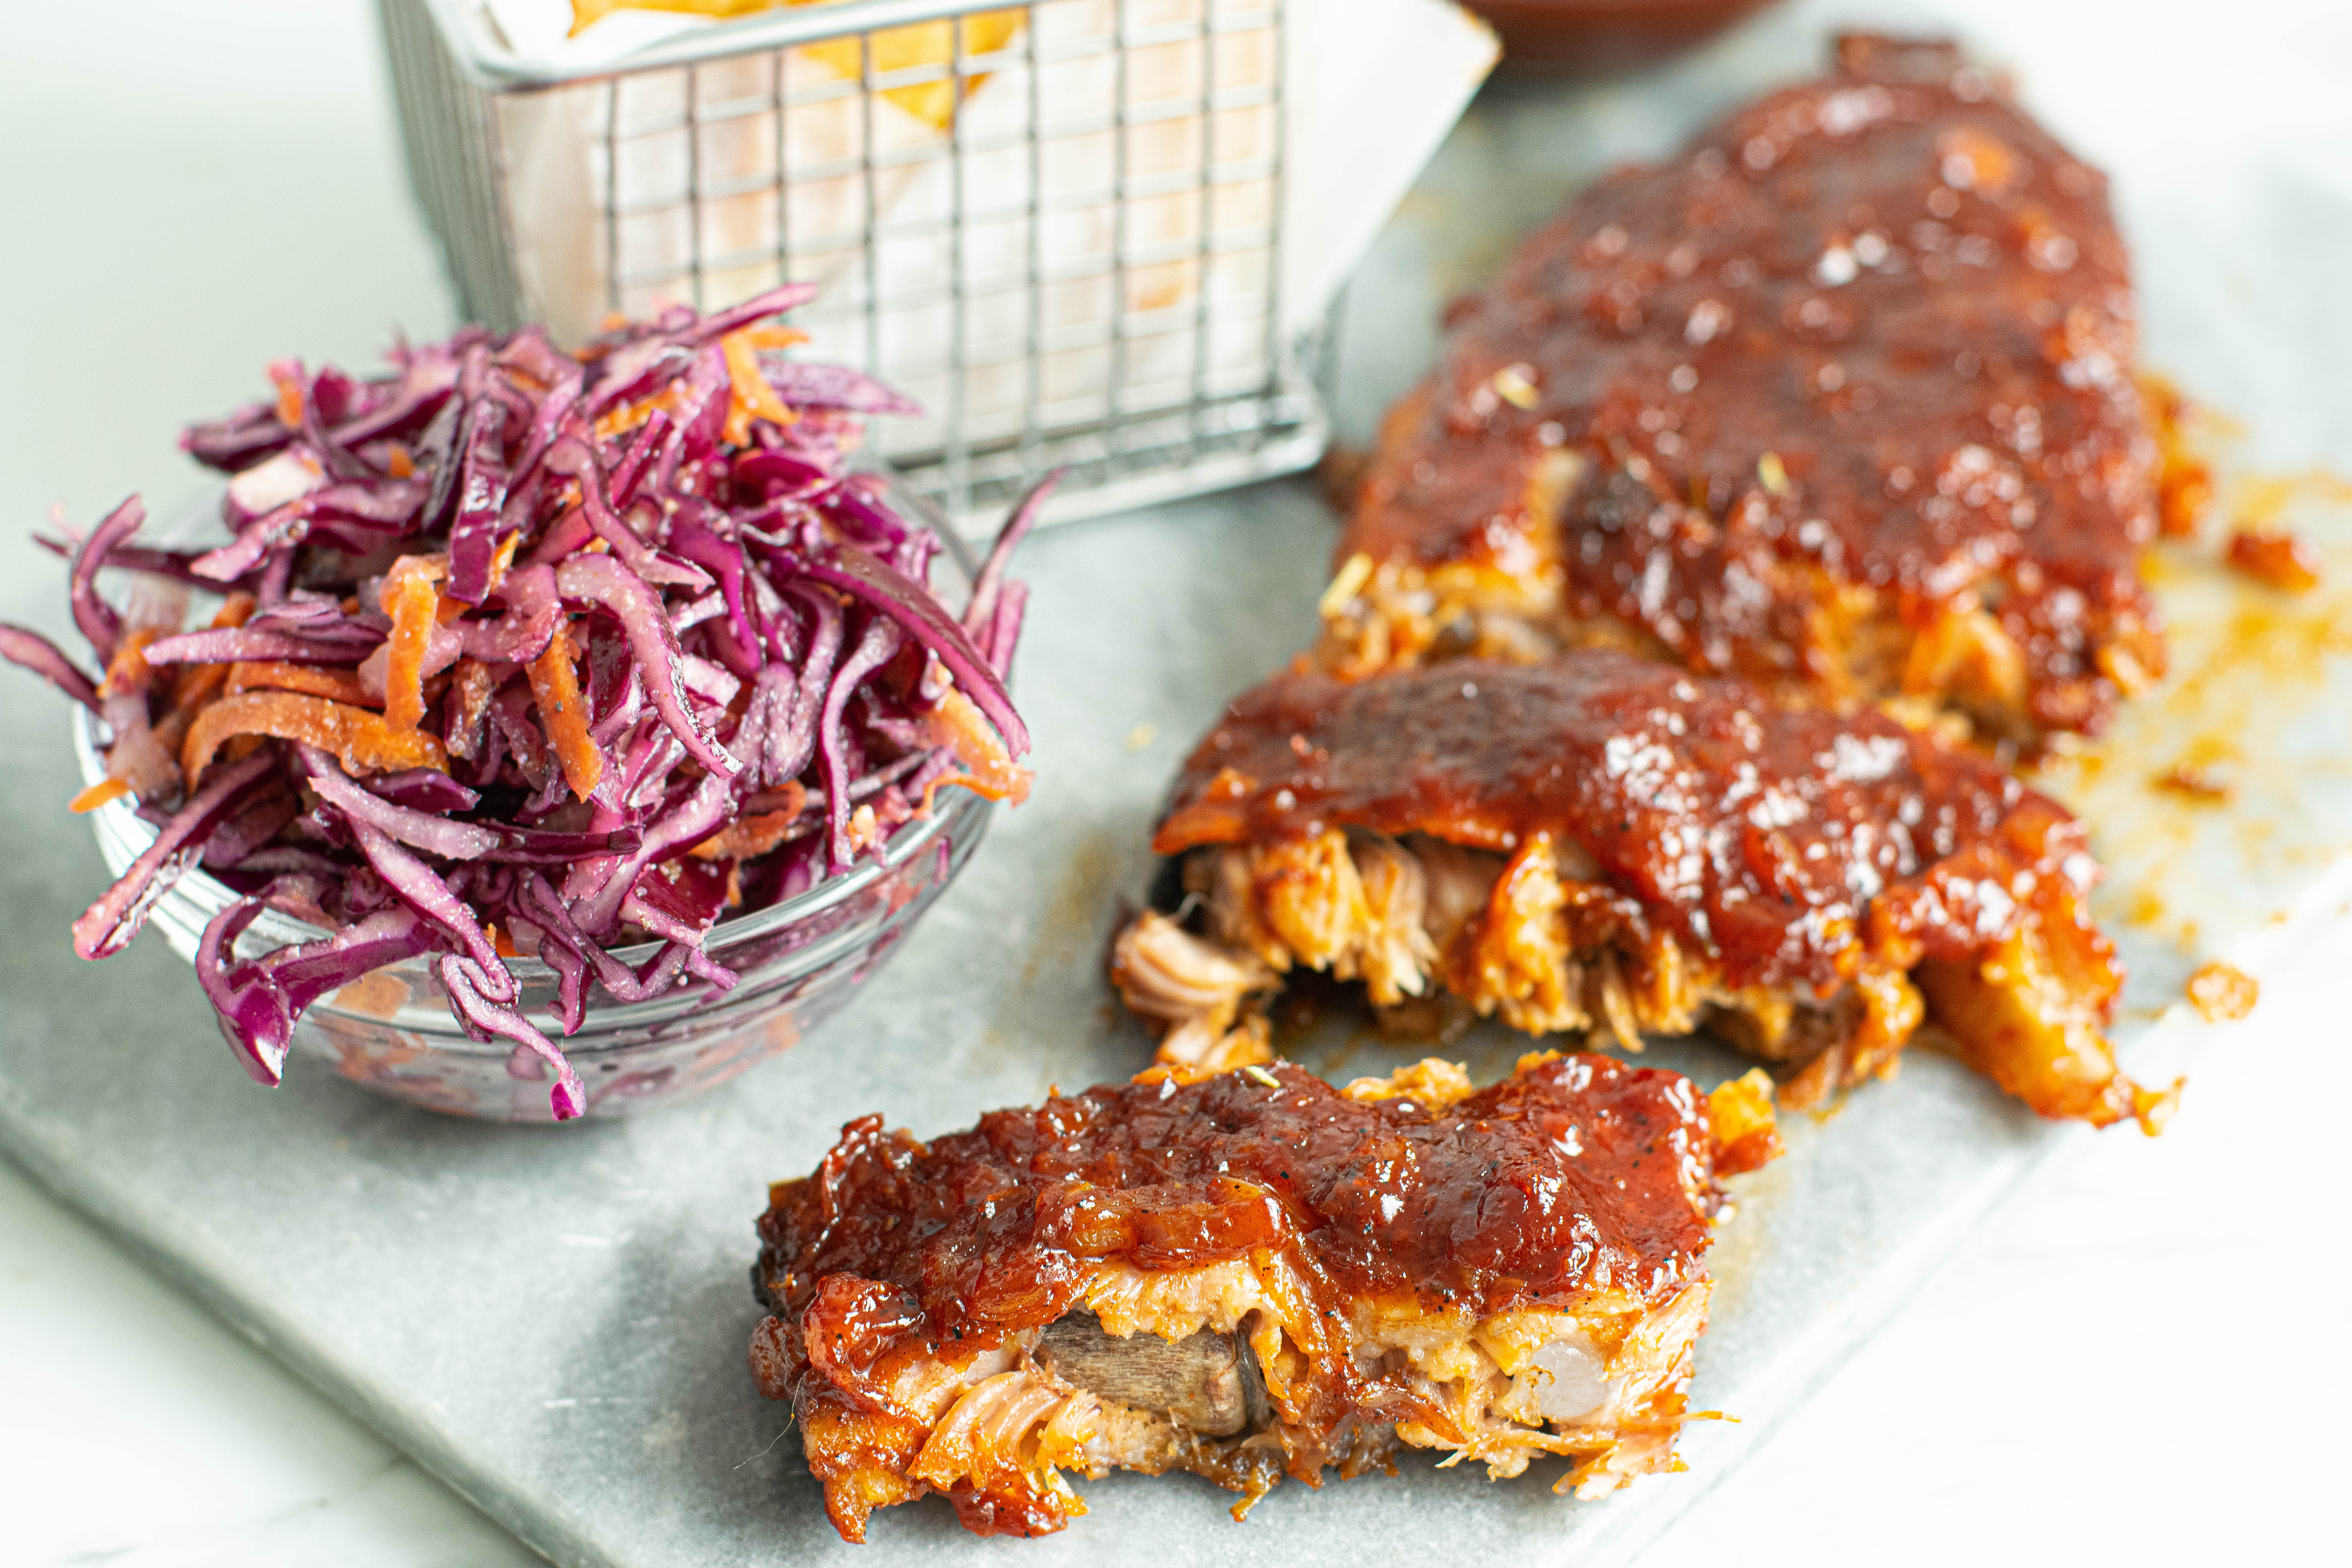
[[0, 287, 1040, 1120]]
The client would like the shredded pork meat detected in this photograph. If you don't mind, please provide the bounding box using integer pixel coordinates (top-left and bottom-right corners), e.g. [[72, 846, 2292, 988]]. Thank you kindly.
[[1164, 828, 1903, 1071], [751, 1056, 1755, 1540], [1124, 822, 2161, 1129], [1129, 655, 2175, 1131]]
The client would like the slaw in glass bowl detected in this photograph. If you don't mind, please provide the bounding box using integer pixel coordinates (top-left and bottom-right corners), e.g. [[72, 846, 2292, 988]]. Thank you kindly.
[[76, 702, 990, 1119], [13, 293, 1036, 1122]]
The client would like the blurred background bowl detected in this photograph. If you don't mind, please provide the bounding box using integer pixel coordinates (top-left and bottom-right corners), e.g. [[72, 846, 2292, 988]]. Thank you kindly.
[[1462, 0, 1779, 74]]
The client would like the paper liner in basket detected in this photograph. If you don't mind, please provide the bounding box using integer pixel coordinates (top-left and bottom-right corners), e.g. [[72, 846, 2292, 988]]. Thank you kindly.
[[477, 0, 1497, 455]]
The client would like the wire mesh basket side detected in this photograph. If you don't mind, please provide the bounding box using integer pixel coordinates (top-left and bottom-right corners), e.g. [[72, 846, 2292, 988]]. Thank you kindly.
[[376, 0, 1331, 532], [380, 0, 528, 330]]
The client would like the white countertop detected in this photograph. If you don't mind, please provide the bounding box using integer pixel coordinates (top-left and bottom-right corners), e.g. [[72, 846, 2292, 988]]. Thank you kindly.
[[3, 3, 2348, 1563]]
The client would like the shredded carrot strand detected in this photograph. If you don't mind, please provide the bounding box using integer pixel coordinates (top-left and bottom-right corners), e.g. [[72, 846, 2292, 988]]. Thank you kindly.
[[70, 778, 132, 814], [736, 325, 808, 350], [721, 329, 797, 446], [527, 625, 604, 803], [591, 382, 686, 444], [163, 591, 259, 714], [385, 443, 416, 479], [274, 375, 304, 429], [485, 530, 523, 597], [917, 686, 1033, 806], [225, 661, 378, 707], [182, 691, 446, 784], [169, 660, 234, 716], [97, 625, 169, 699], [688, 788, 811, 861], [843, 804, 881, 856], [381, 555, 449, 733]]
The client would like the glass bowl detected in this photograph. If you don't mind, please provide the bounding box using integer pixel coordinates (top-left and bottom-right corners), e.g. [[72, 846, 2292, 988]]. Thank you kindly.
[[74, 707, 992, 1120], [67, 472, 998, 1121]]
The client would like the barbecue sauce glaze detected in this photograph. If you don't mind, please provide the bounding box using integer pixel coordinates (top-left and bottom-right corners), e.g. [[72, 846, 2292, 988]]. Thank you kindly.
[[1154, 653, 2094, 995]]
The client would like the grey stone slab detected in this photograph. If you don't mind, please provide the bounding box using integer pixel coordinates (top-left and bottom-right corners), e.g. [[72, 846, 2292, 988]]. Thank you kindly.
[[0, 475, 2280, 1568], [7, 3, 2352, 1564]]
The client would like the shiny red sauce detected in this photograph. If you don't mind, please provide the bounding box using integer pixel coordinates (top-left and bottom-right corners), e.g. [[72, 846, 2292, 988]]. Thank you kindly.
[[754, 1055, 1717, 1352], [1154, 653, 2087, 991], [1344, 35, 2160, 734]]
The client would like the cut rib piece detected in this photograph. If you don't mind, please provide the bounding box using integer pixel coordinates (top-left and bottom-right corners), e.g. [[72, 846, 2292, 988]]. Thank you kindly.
[[749, 1053, 1756, 1542], [1319, 34, 2165, 746], [1126, 653, 2174, 1131]]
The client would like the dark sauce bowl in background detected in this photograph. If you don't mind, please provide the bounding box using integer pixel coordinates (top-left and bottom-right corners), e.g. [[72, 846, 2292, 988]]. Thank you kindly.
[[1463, 0, 1780, 74]]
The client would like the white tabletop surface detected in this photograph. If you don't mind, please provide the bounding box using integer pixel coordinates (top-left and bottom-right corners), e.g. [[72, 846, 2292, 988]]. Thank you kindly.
[[3, 3, 2348, 1564]]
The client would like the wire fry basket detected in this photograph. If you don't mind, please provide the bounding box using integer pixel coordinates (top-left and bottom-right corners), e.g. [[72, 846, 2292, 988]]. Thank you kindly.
[[376, 0, 1335, 531]]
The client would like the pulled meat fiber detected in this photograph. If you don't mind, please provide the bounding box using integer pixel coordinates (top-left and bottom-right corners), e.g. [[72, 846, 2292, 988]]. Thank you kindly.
[[1319, 34, 2165, 746], [1123, 654, 2173, 1132], [751, 1054, 1751, 1542]]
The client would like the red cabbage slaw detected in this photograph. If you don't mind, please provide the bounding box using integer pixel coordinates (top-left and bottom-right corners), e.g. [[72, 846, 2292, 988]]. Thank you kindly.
[[2, 286, 1044, 1119]]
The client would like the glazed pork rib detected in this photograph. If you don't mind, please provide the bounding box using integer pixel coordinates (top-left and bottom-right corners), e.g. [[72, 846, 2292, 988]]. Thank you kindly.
[[1115, 652, 2173, 1131], [1320, 34, 2165, 746], [750, 1054, 1768, 1542]]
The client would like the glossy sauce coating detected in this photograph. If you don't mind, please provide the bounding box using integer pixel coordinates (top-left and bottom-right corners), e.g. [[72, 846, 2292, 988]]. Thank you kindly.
[[1155, 653, 2089, 992], [754, 1056, 1716, 1352], [1345, 35, 2159, 733]]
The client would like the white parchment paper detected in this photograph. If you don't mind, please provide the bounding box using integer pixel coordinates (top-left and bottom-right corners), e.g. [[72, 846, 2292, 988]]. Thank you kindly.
[[465, 0, 1497, 465]]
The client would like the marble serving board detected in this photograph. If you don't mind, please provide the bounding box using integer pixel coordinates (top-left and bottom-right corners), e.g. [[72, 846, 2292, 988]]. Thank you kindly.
[[6, 3, 2352, 1566]]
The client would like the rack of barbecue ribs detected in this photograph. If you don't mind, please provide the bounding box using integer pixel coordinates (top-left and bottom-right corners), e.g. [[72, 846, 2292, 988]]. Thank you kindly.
[[1318, 34, 2165, 748], [1112, 653, 2175, 1132], [750, 1052, 1777, 1541]]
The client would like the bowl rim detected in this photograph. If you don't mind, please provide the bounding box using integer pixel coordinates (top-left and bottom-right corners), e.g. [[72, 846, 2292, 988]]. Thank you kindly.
[[71, 469, 1001, 980]]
